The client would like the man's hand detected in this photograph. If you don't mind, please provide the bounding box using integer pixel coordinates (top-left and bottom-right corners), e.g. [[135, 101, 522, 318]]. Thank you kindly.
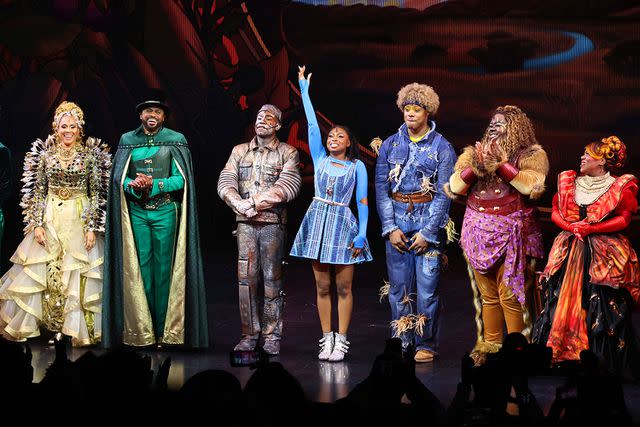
[[138, 173, 153, 190], [389, 229, 409, 253], [234, 198, 251, 212], [127, 176, 142, 189], [234, 198, 258, 217], [408, 232, 429, 255], [128, 173, 153, 190], [244, 207, 258, 218]]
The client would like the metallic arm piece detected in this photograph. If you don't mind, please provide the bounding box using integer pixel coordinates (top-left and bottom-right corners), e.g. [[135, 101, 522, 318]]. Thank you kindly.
[[252, 147, 301, 211], [217, 146, 246, 216], [84, 137, 111, 233], [20, 137, 50, 233]]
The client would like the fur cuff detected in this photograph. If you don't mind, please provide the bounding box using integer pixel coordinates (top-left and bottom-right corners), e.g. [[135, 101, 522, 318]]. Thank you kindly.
[[468, 150, 487, 177], [484, 156, 507, 175], [443, 183, 460, 200], [472, 341, 502, 354], [530, 183, 546, 200], [455, 145, 486, 177]]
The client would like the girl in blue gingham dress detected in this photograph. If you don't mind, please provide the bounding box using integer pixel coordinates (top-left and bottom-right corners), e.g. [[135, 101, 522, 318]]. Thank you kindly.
[[290, 66, 372, 362]]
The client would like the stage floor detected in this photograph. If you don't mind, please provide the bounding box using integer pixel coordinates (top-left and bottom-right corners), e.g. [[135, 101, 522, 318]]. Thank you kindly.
[[26, 248, 640, 421]]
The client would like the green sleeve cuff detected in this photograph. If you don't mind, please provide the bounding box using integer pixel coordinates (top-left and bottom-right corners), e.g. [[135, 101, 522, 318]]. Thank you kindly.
[[123, 177, 143, 198], [148, 179, 164, 197]]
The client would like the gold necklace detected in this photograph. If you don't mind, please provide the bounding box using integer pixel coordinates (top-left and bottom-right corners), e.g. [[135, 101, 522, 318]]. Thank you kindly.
[[56, 142, 79, 166]]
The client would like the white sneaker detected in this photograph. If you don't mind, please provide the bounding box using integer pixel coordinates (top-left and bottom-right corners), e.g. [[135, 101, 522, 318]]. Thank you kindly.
[[328, 333, 349, 362], [318, 332, 334, 360]]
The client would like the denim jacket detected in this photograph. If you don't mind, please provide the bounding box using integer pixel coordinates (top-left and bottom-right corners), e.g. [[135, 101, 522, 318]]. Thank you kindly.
[[375, 121, 456, 244]]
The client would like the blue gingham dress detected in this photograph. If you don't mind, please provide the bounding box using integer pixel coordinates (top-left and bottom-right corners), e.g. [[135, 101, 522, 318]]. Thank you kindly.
[[290, 157, 373, 264]]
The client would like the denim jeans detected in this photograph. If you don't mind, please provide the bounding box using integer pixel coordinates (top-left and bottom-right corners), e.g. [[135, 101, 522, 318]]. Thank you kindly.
[[385, 202, 443, 352]]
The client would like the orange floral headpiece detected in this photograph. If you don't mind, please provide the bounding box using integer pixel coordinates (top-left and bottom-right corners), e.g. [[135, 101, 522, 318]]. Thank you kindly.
[[585, 135, 626, 171]]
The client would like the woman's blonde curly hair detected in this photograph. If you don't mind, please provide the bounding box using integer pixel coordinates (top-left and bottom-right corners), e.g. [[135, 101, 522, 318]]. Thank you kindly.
[[52, 101, 85, 140], [396, 83, 440, 115], [480, 105, 536, 157]]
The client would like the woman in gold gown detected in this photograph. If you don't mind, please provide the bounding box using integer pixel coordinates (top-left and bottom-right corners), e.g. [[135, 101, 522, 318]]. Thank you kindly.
[[0, 101, 110, 346]]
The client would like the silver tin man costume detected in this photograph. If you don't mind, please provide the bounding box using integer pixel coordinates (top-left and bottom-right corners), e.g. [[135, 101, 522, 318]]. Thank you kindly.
[[218, 104, 301, 355]]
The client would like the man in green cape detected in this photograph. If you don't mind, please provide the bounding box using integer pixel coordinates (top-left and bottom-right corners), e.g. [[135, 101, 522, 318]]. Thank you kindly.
[[102, 89, 208, 348]]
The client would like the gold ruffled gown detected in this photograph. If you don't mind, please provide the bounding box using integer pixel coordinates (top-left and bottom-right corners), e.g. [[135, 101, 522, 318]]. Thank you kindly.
[[0, 136, 110, 346]]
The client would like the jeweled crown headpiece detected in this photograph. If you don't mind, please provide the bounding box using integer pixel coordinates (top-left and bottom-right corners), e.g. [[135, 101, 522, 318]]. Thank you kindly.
[[52, 101, 85, 138]]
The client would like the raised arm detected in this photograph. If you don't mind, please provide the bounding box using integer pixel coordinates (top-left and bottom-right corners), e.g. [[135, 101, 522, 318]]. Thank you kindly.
[[352, 160, 368, 249], [298, 65, 326, 167]]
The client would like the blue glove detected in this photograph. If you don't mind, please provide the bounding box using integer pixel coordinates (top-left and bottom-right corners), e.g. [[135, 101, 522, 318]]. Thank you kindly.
[[352, 234, 366, 249]]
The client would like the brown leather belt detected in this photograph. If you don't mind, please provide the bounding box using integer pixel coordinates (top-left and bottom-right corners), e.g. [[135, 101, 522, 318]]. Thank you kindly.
[[391, 191, 433, 213], [468, 192, 524, 216], [392, 191, 433, 204]]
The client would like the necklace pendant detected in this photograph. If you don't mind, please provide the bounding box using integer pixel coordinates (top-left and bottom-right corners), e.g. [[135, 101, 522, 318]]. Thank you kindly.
[[57, 143, 77, 165]]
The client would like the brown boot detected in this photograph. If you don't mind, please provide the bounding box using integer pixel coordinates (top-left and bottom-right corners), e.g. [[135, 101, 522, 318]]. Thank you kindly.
[[414, 349, 436, 363]]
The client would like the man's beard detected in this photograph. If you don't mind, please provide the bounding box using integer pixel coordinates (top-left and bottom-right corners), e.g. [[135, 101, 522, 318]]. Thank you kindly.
[[144, 118, 161, 131]]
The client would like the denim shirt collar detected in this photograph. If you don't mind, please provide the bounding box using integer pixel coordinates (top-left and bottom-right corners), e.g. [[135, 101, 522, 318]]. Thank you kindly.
[[391, 120, 440, 194]]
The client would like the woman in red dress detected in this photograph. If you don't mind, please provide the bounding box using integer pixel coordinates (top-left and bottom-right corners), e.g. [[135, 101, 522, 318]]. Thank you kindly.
[[534, 136, 640, 378]]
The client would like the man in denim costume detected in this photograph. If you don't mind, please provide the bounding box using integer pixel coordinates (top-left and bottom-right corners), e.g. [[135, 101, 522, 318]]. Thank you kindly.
[[374, 83, 456, 362]]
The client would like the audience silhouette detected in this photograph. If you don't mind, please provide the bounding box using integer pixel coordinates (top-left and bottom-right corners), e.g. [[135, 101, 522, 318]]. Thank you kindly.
[[0, 333, 635, 426]]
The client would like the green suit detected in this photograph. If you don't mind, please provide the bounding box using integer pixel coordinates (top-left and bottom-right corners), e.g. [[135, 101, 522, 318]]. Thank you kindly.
[[103, 126, 208, 348], [0, 143, 11, 258]]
